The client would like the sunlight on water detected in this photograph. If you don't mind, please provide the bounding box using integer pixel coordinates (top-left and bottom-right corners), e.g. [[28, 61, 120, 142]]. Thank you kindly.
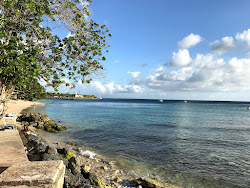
[[35, 99, 250, 188]]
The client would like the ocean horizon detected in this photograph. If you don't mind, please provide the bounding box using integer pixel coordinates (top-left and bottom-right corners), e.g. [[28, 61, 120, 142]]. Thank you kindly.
[[31, 98, 250, 188]]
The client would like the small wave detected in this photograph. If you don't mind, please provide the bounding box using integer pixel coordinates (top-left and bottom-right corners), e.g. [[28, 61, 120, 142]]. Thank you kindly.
[[80, 150, 96, 159]]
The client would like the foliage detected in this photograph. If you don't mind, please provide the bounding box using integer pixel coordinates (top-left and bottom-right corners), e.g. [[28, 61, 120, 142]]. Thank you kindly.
[[0, 0, 110, 99], [17, 79, 47, 101], [47, 92, 95, 98]]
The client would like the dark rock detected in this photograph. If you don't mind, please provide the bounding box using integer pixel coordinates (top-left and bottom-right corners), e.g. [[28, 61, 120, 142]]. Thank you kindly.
[[68, 156, 81, 176], [18, 112, 67, 133], [24, 134, 49, 161], [88, 173, 106, 188], [64, 168, 92, 188], [41, 153, 69, 167], [57, 147, 70, 156], [42, 153, 61, 161]]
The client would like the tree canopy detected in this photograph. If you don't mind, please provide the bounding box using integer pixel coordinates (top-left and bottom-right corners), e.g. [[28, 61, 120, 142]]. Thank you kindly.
[[0, 0, 111, 99]]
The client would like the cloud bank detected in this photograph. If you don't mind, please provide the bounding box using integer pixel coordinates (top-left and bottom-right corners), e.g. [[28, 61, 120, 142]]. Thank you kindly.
[[52, 28, 250, 100]]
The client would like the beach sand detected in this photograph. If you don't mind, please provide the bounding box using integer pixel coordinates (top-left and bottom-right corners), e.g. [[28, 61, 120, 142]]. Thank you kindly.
[[6, 100, 45, 115]]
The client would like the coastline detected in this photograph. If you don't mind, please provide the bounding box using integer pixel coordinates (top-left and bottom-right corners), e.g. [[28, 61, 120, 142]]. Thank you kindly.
[[11, 99, 181, 188]]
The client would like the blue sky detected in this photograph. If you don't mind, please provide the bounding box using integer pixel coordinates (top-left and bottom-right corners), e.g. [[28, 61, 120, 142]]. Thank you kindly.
[[56, 0, 250, 101]]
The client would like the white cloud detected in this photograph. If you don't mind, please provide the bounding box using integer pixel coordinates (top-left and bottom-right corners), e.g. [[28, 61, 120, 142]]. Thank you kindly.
[[93, 81, 107, 93], [128, 71, 140, 78], [236, 29, 250, 47], [55, 80, 144, 98], [178, 33, 202, 49], [132, 53, 250, 93], [156, 66, 164, 71], [170, 49, 192, 67], [211, 36, 236, 54]]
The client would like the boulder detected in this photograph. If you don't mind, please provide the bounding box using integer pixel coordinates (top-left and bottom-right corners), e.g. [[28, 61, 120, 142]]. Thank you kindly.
[[41, 153, 69, 167], [81, 165, 91, 174], [57, 147, 75, 160], [45, 145, 58, 155], [88, 173, 107, 188], [114, 177, 122, 183], [64, 168, 93, 188], [68, 156, 81, 176], [18, 112, 67, 133]]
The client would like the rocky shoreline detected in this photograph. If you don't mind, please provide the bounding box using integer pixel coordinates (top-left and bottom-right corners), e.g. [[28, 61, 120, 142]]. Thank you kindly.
[[19, 112, 181, 188]]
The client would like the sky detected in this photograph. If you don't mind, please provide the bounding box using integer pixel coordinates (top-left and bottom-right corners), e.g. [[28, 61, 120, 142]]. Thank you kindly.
[[54, 0, 250, 101]]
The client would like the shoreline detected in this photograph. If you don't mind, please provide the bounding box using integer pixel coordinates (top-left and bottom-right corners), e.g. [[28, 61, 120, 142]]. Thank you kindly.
[[6, 99, 46, 115], [12, 99, 181, 188]]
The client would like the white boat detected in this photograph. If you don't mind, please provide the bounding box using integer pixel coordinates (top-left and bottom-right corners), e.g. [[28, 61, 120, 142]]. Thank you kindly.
[[159, 99, 163, 102], [184, 100, 187, 103]]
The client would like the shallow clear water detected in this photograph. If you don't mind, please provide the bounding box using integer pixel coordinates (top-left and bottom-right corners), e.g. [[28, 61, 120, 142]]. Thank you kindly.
[[34, 99, 250, 188]]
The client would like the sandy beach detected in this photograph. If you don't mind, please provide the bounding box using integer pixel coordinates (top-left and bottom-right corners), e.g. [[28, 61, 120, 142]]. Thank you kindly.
[[6, 100, 45, 115]]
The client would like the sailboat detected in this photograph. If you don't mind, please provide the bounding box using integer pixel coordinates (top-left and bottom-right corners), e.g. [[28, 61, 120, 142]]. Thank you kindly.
[[99, 93, 102, 100], [184, 100, 187, 103]]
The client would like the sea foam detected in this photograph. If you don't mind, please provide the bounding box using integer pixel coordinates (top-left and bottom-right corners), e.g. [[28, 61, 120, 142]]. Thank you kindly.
[[80, 150, 96, 159]]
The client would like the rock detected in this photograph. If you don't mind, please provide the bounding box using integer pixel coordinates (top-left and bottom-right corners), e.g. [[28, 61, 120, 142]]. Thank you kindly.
[[81, 165, 91, 173], [89, 173, 107, 188], [37, 123, 44, 129], [68, 156, 81, 176], [64, 168, 92, 188], [132, 177, 181, 188], [18, 112, 67, 133], [57, 124, 67, 131], [24, 134, 49, 161], [29, 122, 37, 127], [114, 177, 122, 183], [45, 145, 58, 155], [41, 153, 69, 167], [57, 147, 69, 155], [57, 147, 74, 160], [101, 165, 108, 170]]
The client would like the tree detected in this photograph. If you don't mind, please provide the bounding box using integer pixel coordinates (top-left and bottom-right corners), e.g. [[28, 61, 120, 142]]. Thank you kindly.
[[0, 0, 111, 97]]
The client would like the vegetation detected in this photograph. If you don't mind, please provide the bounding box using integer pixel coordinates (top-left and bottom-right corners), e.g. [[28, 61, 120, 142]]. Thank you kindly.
[[0, 0, 110, 113], [47, 92, 96, 98]]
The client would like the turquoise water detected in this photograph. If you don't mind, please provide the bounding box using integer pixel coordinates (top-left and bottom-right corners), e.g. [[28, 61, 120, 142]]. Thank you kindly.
[[35, 99, 250, 188]]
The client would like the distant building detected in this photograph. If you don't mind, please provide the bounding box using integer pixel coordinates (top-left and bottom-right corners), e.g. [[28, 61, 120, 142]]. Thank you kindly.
[[75, 92, 84, 98]]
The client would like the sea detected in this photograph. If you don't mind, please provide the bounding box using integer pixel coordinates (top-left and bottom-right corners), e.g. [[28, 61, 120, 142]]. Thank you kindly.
[[31, 98, 250, 188]]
